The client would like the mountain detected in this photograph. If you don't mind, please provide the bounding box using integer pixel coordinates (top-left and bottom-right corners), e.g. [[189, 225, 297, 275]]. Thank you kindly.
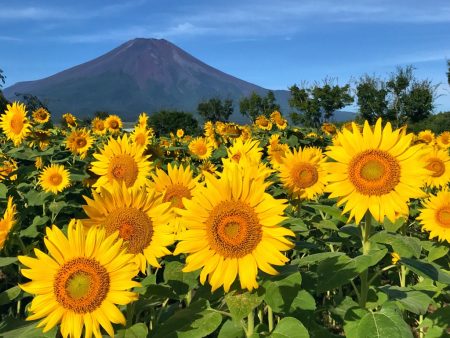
[[4, 38, 290, 122]]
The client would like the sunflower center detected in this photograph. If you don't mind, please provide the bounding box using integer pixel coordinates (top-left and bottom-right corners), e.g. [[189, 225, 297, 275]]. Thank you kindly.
[[54, 257, 109, 313], [436, 207, 450, 228], [10, 115, 24, 134], [163, 184, 192, 209], [75, 137, 87, 148], [108, 154, 139, 187], [426, 158, 445, 177], [104, 207, 153, 254], [110, 120, 119, 129], [194, 143, 207, 156], [348, 149, 401, 196], [291, 163, 318, 189], [206, 200, 262, 258], [50, 173, 63, 185]]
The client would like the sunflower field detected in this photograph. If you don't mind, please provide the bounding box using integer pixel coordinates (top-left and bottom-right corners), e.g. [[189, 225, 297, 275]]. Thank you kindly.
[[0, 102, 449, 338]]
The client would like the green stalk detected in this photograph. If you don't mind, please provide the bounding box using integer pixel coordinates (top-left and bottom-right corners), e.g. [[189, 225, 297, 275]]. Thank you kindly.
[[267, 305, 274, 332], [359, 213, 372, 308], [126, 301, 136, 327], [247, 309, 255, 337]]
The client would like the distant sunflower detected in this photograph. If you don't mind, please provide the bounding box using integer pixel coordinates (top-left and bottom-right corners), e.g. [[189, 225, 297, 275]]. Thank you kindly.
[[174, 163, 294, 292], [176, 129, 184, 138], [105, 115, 122, 134], [417, 189, 450, 243], [91, 117, 106, 135], [29, 130, 51, 150], [39, 164, 71, 194], [421, 147, 450, 188], [189, 137, 213, 160], [325, 118, 428, 224], [267, 134, 289, 168], [90, 134, 152, 192], [19, 220, 139, 338], [32, 108, 50, 124], [83, 184, 174, 273], [255, 115, 272, 131], [138, 112, 148, 128], [130, 126, 151, 149], [0, 102, 31, 146], [436, 131, 450, 150], [417, 130, 435, 145], [66, 128, 94, 159], [321, 123, 337, 135], [0, 197, 16, 250], [62, 113, 77, 127], [0, 156, 18, 181], [278, 146, 328, 200], [199, 161, 217, 176], [35, 156, 44, 170], [270, 111, 287, 130]]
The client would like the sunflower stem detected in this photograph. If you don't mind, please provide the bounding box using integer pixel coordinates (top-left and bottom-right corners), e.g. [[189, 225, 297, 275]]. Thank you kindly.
[[247, 309, 255, 337], [267, 305, 274, 332], [359, 213, 372, 308], [185, 289, 192, 307], [400, 265, 408, 288], [126, 301, 136, 327]]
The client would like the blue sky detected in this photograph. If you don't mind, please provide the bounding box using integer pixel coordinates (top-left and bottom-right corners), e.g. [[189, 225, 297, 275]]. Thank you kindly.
[[1, 0, 449, 112]]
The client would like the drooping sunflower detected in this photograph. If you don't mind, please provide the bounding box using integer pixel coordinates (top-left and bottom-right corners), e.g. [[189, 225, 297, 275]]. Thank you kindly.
[[0, 155, 18, 181], [255, 115, 272, 131], [19, 220, 140, 338], [267, 134, 289, 168], [32, 108, 51, 124], [105, 115, 122, 134], [188, 137, 213, 160], [325, 118, 428, 224], [62, 113, 77, 127], [130, 126, 151, 149], [66, 128, 94, 159], [35, 156, 44, 169], [417, 189, 450, 243], [270, 111, 287, 130], [91, 118, 106, 135], [83, 184, 174, 273], [417, 130, 435, 145], [436, 131, 450, 150], [137, 112, 148, 128], [174, 163, 295, 292], [0, 197, 16, 250], [278, 146, 328, 200], [90, 134, 151, 192], [321, 122, 337, 135], [421, 146, 450, 188], [0, 102, 31, 146], [39, 164, 71, 194], [29, 130, 51, 150]]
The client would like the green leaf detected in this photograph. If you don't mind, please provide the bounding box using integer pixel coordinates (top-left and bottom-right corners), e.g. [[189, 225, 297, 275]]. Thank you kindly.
[[0, 321, 57, 338], [372, 232, 421, 258], [355, 308, 413, 338], [0, 257, 18, 267], [116, 323, 148, 338], [382, 217, 406, 232], [401, 258, 450, 284], [163, 260, 199, 297], [225, 290, 263, 322], [293, 252, 345, 266], [307, 204, 346, 223], [0, 183, 7, 199], [427, 245, 449, 262], [152, 300, 222, 338], [25, 190, 49, 206], [287, 135, 299, 147], [0, 286, 21, 305], [270, 317, 309, 338], [378, 285, 433, 315], [419, 306, 450, 338], [343, 307, 370, 338], [218, 319, 245, 338], [21, 215, 49, 238], [48, 201, 66, 215]]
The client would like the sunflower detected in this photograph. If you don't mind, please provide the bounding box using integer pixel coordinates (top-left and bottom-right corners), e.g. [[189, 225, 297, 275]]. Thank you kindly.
[[35, 156, 44, 169], [32, 108, 50, 124], [278, 146, 328, 200], [105, 115, 122, 134], [91, 118, 106, 135], [199, 161, 217, 176], [325, 118, 428, 224], [130, 126, 151, 149], [436, 131, 450, 150], [321, 123, 337, 135], [0, 156, 18, 181], [189, 137, 213, 160], [39, 164, 71, 194], [0, 102, 31, 146], [0, 197, 16, 250], [421, 146, 450, 188], [255, 115, 272, 131], [391, 252, 401, 265], [417, 130, 435, 145], [137, 112, 148, 128], [62, 113, 77, 127], [29, 130, 51, 150], [267, 134, 289, 168], [270, 111, 287, 130], [239, 125, 252, 142], [417, 189, 450, 243], [66, 129, 94, 159], [174, 163, 294, 292], [19, 220, 140, 338], [83, 184, 174, 273], [90, 134, 151, 192]]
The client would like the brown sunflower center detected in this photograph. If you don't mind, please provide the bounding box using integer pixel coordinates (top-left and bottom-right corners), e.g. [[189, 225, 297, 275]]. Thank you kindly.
[[109, 120, 119, 129], [422, 135, 433, 143], [206, 200, 262, 258], [426, 158, 445, 177], [75, 137, 87, 148], [108, 154, 139, 187], [163, 184, 192, 209], [10, 115, 24, 134], [291, 162, 318, 189], [348, 149, 401, 196], [54, 257, 109, 314], [436, 206, 450, 228], [50, 173, 63, 185], [104, 207, 153, 254]]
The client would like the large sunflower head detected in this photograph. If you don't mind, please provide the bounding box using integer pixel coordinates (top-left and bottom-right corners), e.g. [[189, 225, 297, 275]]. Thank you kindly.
[[0, 197, 16, 250], [105, 115, 123, 134], [130, 125, 151, 149], [0, 102, 31, 146], [417, 189, 450, 243], [91, 117, 106, 135], [90, 134, 152, 192], [32, 108, 51, 124], [39, 164, 71, 194], [421, 146, 450, 188], [188, 137, 213, 160], [83, 183, 174, 273], [255, 115, 272, 131], [325, 118, 428, 224], [66, 128, 94, 159], [19, 220, 139, 338], [436, 131, 450, 150], [174, 163, 295, 292], [278, 146, 328, 200]]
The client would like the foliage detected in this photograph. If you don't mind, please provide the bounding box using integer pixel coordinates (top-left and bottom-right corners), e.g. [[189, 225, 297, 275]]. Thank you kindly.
[[408, 111, 450, 133], [239, 90, 280, 121], [149, 110, 199, 136], [0, 68, 5, 89], [197, 98, 233, 122], [13, 93, 49, 113]]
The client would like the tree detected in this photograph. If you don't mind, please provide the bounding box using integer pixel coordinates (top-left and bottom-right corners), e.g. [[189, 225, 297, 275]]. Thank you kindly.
[[447, 60, 450, 86], [149, 110, 199, 136], [240, 91, 280, 121], [289, 80, 354, 127], [0, 68, 8, 113], [356, 75, 390, 124], [261, 91, 280, 116], [14, 92, 49, 112], [0, 69, 5, 89], [197, 98, 233, 122]]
